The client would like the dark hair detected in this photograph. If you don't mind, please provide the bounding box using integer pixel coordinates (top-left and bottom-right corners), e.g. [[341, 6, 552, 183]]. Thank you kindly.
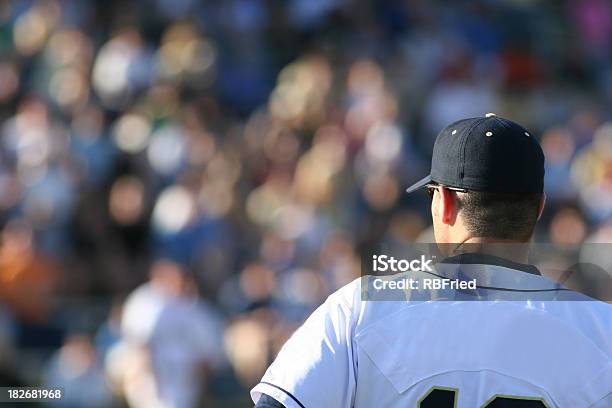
[[456, 191, 542, 241]]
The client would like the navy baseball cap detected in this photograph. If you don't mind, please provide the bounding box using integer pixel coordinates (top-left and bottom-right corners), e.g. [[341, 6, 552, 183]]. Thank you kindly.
[[406, 113, 545, 194]]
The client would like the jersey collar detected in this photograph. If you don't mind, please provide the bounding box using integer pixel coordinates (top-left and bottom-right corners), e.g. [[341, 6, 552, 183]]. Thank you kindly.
[[440, 253, 541, 276]]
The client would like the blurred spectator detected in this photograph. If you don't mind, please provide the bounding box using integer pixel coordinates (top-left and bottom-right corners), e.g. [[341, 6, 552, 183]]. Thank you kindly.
[[0, 219, 57, 322], [119, 259, 225, 408], [42, 334, 114, 408]]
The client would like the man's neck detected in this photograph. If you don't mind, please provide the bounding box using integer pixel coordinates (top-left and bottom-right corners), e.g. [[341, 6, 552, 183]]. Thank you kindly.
[[450, 236, 531, 264]]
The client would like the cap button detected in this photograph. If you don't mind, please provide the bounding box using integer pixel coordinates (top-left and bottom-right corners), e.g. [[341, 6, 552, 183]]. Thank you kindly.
[[485, 112, 496, 117]]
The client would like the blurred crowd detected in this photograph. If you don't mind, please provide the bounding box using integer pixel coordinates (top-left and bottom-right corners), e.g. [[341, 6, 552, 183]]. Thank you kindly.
[[1, 0, 612, 406]]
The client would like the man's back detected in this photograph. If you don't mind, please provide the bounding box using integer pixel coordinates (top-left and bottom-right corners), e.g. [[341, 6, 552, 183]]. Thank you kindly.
[[354, 299, 610, 407], [251, 263, 611, 408]]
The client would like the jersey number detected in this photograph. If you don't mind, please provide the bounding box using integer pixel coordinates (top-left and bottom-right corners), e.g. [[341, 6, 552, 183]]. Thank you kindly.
[[418, 387, 549, 407]]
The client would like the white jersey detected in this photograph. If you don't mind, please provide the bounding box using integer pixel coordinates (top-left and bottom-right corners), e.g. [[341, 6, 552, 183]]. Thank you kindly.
[[251, 260, 612, 408]]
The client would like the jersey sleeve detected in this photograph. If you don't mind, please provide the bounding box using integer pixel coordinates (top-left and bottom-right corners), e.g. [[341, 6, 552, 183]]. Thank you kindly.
[[250, 283, 358, 408]]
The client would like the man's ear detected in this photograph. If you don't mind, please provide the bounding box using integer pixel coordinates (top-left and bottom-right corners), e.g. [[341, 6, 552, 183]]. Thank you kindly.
[[537, 192, 546, 221], [440, 186, 458, 225]]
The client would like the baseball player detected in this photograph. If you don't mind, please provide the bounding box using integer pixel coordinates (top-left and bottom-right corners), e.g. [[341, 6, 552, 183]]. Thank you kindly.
[[251, 115, 612, 407]]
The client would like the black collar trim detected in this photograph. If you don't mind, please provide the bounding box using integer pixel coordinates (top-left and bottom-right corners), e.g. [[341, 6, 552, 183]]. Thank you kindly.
[[440, 253, 541, 276]]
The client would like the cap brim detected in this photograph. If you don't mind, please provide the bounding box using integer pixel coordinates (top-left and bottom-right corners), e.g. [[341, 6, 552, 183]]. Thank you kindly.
[[405, 175, 432, 194]]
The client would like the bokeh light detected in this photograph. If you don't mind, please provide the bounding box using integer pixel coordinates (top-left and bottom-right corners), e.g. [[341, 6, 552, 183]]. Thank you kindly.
[[112, 113, 152, 154], [109, 176, 145, 226], [152, 185, 195, 234], [147, 124, 186, 175]]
